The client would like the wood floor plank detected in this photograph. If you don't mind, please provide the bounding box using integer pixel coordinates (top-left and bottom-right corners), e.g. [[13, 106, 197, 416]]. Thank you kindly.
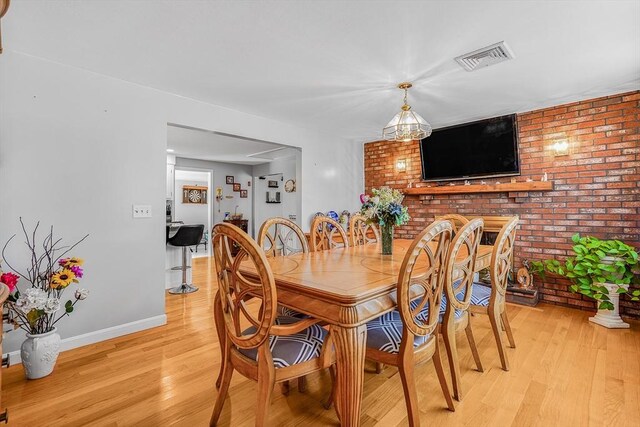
[[2, 256, 640, 426]]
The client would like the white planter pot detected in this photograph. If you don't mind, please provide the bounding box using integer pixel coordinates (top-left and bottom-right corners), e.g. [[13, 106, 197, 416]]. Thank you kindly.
[[21, 327, 61, 379], [588, 256, 629, 328]]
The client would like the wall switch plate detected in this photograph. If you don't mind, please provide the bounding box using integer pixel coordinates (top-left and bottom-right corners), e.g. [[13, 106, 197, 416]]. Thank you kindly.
[[133, 205, 152, 218]]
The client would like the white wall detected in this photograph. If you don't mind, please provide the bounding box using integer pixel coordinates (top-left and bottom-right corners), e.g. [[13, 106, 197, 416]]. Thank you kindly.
[[0, 50, 363, 354], [174, 177, 209, 227]]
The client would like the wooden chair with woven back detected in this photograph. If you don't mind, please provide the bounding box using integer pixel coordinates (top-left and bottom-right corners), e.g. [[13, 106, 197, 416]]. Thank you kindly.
[[210, 223, 335, 426], [469, 216, 518, 371], [348, 213, 380, 247], [310, 215, 348, 251], [364, 220, 455, 426], [437, 214, 469, 235], [439, 217, 485, 401]]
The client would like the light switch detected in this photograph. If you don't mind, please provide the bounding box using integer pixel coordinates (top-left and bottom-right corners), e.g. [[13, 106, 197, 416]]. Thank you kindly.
[[133, 205, 152, 218]]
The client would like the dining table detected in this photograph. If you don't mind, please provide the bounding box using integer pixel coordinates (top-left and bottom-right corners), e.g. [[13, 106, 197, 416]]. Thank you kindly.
[[240, 238, 493, 427]]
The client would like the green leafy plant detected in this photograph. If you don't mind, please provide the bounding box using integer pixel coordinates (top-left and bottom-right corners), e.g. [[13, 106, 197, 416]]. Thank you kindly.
[[530, 234, 639, 310]]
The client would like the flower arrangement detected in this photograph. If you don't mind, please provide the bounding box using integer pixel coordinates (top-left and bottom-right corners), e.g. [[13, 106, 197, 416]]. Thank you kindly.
[[1, 219, 89, 335], [359, 187, 410, 255], [359, 187, 410, 227]]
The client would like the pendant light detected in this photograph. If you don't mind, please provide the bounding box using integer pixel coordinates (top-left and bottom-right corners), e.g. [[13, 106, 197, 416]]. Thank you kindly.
[[382, 82, 432, 142]]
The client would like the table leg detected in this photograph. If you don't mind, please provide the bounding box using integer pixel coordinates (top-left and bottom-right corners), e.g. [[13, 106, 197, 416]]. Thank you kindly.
[[332, 324, 367, 427]]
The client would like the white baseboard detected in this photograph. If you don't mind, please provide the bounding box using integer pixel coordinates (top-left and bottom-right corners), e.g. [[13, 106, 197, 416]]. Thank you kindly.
[[7, 314, 167, 365]]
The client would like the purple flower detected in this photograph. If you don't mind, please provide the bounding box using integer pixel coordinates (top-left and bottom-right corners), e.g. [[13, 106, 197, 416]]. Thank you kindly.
[[71, 265, 84, 278]]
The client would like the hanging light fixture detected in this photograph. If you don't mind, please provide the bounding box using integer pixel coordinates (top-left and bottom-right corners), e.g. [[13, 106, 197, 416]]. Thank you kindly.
[[382, 82, 432, 142]]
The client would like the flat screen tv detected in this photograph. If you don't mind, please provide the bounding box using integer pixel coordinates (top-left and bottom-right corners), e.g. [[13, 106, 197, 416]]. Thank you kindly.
[[419, 114, 519, 182]]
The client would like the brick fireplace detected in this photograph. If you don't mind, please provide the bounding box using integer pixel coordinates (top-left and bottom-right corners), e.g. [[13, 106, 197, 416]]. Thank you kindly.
[[364, 91, 640, 317]]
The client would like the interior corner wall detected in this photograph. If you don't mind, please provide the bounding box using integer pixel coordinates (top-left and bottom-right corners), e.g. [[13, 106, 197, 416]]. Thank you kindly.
[[0, 50, 363, 353], [364, 91, 640, 317]]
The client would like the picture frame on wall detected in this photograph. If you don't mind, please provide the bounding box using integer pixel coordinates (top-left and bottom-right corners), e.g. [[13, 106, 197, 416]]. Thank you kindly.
[[240, 189, 248, 198], [268, 180, 279, 188], [226, 176, 234, 184], [233, 183, 241, 192]]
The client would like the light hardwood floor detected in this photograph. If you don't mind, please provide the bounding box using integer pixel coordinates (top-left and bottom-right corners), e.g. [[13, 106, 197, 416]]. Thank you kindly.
[[3, 256, 640, 426]]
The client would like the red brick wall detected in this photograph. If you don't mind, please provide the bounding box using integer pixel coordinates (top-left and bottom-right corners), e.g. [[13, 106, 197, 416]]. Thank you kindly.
[[364, 91, 640, 317]]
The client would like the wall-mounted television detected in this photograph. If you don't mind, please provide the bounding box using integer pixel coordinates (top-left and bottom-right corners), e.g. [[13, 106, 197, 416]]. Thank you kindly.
[[419, 114, 519, 182]]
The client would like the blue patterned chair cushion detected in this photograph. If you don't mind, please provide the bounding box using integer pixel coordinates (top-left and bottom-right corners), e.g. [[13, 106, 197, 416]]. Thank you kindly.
[[238, 316, 327, 368], [365, 310, 431, 354], [470, 283, 492, 307]]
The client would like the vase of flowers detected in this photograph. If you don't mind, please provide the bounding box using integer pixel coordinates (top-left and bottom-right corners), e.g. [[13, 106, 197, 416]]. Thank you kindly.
[[359, 187, 410, 255], [1, 219, 89, 379]]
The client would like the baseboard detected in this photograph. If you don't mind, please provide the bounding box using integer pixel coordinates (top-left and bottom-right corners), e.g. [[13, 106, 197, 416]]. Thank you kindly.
[[7, 314, 167, 365]]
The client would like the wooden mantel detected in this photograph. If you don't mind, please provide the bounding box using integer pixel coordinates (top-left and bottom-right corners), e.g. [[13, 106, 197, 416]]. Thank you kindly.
[[403, 181, 554, 196]]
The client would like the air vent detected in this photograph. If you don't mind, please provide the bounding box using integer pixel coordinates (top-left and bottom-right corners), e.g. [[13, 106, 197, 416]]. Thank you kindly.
[[455, 41, 514, 72]]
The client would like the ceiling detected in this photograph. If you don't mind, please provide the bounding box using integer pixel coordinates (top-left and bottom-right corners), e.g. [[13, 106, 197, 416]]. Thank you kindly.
[[167, 125, 299, 165], [6, 1, 640, 142]]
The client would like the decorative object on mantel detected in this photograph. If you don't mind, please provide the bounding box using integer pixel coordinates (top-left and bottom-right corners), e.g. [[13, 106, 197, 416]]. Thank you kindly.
[[526, 177, 533, 182], [1, 218, 89, 379], [284, 179, 296, 193], [382, 82, 432, 142], [448, 182, 456, 186], [530, 234, 639, 329], [359, 187, 410, 255], [510, 177, 517, 183], [480, 180, 487, 185], [0, 0, 10, 54], [464, 180, 471, 186], [541, 172, 548, 182], [182, 185, 207, 204], [225, 176, 234, 184]]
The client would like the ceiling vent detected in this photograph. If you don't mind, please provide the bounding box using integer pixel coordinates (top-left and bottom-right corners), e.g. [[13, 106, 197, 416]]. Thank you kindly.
[[455, 41, 514, 72]]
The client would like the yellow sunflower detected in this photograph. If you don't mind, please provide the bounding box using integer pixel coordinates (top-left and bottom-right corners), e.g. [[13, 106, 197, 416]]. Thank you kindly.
[[50, 269, 76, 289], [61, 257, 84, 268]]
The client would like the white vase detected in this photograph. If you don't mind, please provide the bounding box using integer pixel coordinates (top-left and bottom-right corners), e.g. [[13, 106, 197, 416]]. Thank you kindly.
[[21, 327, 61, 379], [589, 283, 630, 329]]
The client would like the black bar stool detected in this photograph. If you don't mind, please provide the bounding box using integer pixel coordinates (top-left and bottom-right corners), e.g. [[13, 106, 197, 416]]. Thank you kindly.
[[167, 224, 204, 294]]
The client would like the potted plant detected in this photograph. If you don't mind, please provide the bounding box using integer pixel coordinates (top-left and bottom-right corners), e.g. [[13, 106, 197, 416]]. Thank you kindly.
[[359, 187, 410, 255], [530, 234, 639, 328], [1, 219, 89, 379]]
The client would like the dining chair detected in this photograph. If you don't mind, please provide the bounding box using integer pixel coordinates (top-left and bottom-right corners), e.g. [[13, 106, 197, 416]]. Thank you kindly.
[[257, 217, 309, 257], [348, 213, 380, 246], [210, 223, 335, 426], [364, 220, 455, 426], [257, 216, 312, 394], [310, 216, 348, 251], [469, 216, 518, 371], [437, 214, 469, 234], [440, 217, 484, 401]]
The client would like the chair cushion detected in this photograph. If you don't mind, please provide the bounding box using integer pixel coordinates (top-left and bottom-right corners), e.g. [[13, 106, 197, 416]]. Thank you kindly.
[[365, 310, 430, 354], [470, 283, 492, 307], [238, 316, 327, 369]]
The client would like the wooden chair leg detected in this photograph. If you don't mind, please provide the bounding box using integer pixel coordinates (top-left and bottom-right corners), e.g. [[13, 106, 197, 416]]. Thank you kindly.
[[298, 376, 307, 393], [324, 366, 336, 410], [501, 311, 516, 348], [256, 357, 276, 427], [280, 381, 290, 396], [398, 352, 421, 427], [375, 362, 385, 374], [489, 309, 509, 371], [441, 313, 462, 401], [210, 356, 234, 426], [464, 319, 484, 373], [433, 337, 455, 411]]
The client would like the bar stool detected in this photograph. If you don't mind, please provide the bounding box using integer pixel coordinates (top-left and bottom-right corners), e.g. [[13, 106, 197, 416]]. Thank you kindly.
[[167, 224, 204, 294]]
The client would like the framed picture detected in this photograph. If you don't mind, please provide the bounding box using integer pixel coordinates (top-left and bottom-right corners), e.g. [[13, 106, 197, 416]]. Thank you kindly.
[[268, 180, 279, 188], [240, 189, 248, 198], [233, 183, 241, 192], [226, 176, 234, 184]]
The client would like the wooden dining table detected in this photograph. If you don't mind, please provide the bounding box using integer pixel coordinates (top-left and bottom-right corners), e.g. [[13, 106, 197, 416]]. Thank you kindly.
[[241, 239, 492, 427]]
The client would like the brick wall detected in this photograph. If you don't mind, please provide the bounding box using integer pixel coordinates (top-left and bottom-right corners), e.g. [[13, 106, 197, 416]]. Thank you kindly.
[[364, 91, 640, 317]]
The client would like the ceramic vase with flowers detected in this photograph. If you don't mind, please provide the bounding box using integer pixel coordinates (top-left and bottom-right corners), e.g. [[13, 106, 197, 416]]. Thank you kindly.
[[1, 219, 89, 379], [359, 187, 410, 255]]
